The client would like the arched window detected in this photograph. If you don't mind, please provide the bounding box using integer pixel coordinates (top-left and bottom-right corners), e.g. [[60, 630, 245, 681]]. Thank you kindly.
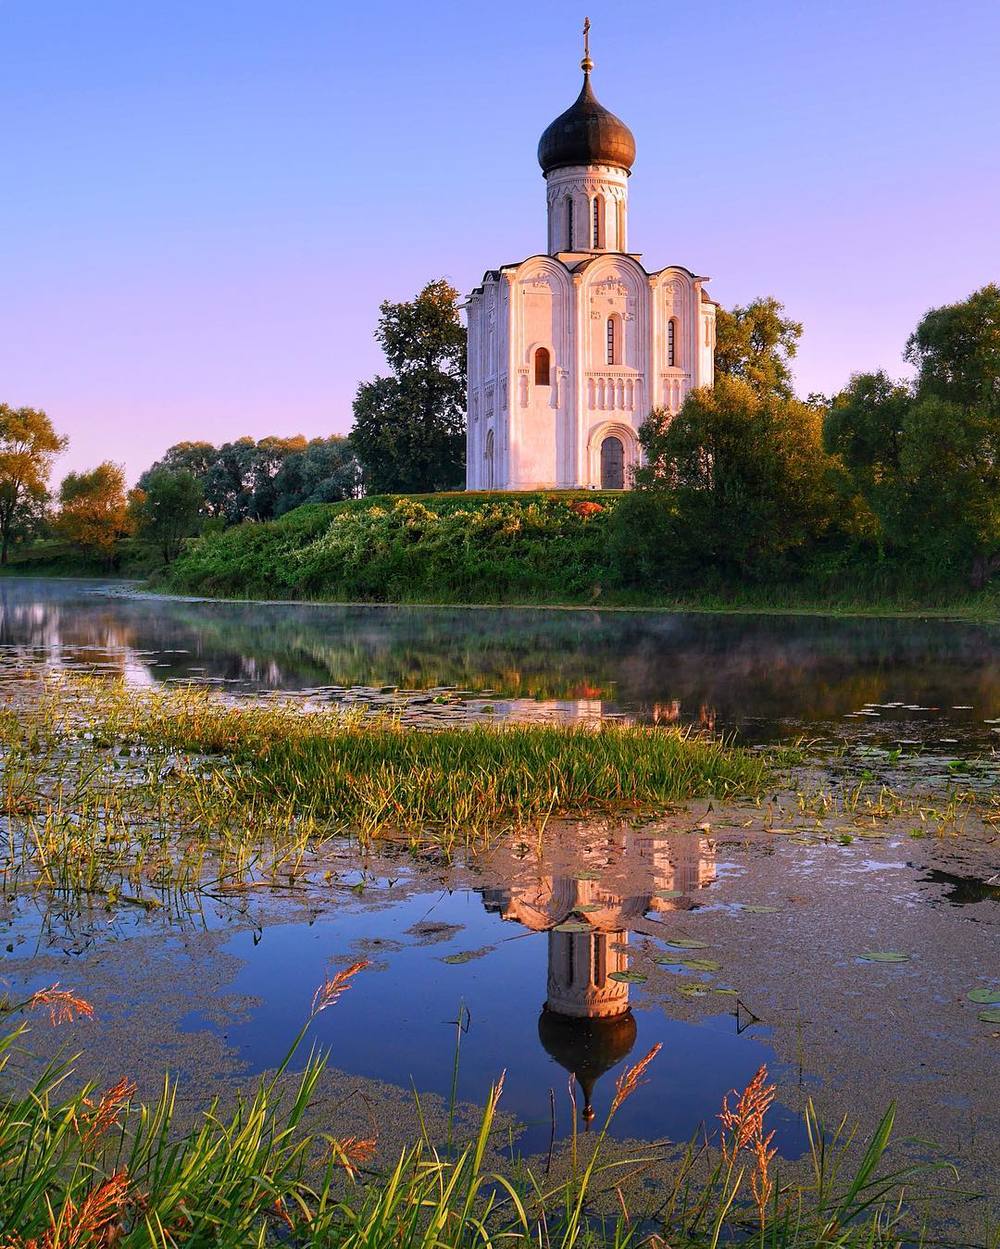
[[592, 197, 600, 248], [534, 347, 551, 386], [484, 429, 495, 490], [606, 316, 619, 366], [667, 319, 677, 367], [566, 196, 574, 249]]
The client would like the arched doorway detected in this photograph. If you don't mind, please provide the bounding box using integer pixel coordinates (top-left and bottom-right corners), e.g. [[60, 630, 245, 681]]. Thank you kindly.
[[484, 430, 495, 489], [600, 436, 624, 489]]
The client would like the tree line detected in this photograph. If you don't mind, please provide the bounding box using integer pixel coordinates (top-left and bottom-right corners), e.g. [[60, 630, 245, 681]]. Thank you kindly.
[[2, 278, 996, 589], [619, 283, 1000, 591], [0, 428, 362, 569]]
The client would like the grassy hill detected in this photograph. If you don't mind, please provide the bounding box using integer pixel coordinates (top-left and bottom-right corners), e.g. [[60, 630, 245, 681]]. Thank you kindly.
[[161, 492, 625, 604]]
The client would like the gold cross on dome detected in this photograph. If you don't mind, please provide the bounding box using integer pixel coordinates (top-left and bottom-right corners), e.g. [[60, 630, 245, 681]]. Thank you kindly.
[[581, 16, 593, 73]]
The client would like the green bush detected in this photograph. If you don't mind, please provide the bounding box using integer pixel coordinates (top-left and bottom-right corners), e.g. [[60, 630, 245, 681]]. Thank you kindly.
[[165, 494, 622, 603]]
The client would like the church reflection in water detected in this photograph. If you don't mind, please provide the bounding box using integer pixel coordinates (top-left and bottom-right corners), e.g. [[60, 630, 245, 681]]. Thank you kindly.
[[481, 829, 716, 1125]]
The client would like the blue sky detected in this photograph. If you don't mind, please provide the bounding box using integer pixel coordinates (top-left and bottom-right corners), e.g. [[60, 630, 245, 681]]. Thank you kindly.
[[1, 0, 998, 479]]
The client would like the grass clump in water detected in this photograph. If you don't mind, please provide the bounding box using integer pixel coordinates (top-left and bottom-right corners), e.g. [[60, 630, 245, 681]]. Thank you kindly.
[[110, 686, 777, 840], [0, 676, 787, 901]]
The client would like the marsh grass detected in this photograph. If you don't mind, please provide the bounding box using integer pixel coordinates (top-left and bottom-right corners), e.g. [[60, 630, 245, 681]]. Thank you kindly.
[[0, 985, 965, 1249], [0, 676, 786, 904]]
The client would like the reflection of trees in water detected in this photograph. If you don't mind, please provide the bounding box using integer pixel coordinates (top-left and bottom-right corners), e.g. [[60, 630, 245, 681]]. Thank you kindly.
[[0, 579, 138, 677], [2, 580, 999, 728], [481, 828, 716, 1125]]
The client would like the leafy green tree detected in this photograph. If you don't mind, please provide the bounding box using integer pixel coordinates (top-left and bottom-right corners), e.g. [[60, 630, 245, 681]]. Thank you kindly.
[[899, 394, 1000, 585], [200, 436, 309, 523], [634, 377, 842, 577], [0, 404, 67, 564], [272, 436, 361, 516], [140, 441, 218, 486], [904, 282, 1000, 410], [824, 371, 913, 549], [55, 462, 134, 566], [130, 468, 205, 563], [826, 287, 1000, 584], [714, 297, 803, 399], [350, 279, 466, 494]]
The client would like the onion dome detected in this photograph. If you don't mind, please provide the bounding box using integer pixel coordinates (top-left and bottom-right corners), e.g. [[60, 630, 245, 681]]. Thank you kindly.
[[538, 1007, 637, 1124], [537, 25, 635, 176]]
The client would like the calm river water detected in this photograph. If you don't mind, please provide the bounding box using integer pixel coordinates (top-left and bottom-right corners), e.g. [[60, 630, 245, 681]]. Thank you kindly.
[[1, 577, 998, 1221], [3, 576, 1000, 748]]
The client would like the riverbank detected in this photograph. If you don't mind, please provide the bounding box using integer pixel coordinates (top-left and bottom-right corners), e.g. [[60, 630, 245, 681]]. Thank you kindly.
[[152, 495, 1000, 623]]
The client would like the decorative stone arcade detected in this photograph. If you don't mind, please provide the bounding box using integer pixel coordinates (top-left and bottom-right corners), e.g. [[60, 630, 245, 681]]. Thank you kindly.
[[465, 19, 717, 492]]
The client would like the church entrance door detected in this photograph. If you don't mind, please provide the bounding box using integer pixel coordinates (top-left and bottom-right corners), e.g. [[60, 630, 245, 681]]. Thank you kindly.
[[600, 436, 624, 489]]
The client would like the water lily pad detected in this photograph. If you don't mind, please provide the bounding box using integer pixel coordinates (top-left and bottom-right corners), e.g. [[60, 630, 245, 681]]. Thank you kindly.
[[741, 905, 780, 914], [677, 958, 722, 972], [978, 1007, 1000, 1024], [679, 984, 708, 997], [441, 946, 492, 965], [713, 987, 739, 996], [609, 970, 647, 984], [654, 889, 684, 900], [968, 989, 1000, 1005], [554, 921, 590, 933], [663, 938, 710, 950], [858, 951, 910, 963]]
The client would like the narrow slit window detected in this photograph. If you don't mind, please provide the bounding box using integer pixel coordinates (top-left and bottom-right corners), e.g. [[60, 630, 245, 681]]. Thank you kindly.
[[593, 197, 600, 248], [667, 320, 676, 367], [534, 347, 551, 386], [566, 197, 574, 249], [606, 317, 616, 365]]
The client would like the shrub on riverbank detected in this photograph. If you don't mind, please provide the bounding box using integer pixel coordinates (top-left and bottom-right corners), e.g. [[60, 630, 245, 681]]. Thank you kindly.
[[158, 491, 1000, 617], [162, 493, 623, 603]]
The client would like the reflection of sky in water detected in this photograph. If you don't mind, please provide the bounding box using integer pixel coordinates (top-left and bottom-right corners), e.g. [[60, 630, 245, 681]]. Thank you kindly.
[[177, 831, 809, 1157], [1, 577, 1000, 751]]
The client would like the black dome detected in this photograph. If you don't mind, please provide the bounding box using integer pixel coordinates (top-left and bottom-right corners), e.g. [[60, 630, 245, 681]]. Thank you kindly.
[[538, 1007, 637, 1119], [537, 73, 636, 176]]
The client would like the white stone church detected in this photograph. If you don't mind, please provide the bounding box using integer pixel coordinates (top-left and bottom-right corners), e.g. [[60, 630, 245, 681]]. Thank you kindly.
[[465, 24, 716, 491]]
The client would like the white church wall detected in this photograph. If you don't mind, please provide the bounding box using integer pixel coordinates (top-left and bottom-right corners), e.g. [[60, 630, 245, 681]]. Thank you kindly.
[[508, 259, 574, 488]]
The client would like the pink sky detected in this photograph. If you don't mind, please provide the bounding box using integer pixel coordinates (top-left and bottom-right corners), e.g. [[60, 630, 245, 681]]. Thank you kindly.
[[2, 0, 998, 482]]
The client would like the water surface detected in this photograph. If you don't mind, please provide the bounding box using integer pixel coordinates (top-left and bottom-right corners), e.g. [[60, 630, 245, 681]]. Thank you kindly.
[[3, 577, 1000, 750]]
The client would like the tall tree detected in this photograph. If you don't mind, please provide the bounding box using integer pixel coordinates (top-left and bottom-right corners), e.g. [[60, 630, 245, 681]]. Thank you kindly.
[[350, 279, 466, 494], [129, 468, 205, 563], [824, 370, 913, 548], [0, 404, 67, 564], [826, 287, 1000, 584], [55, 462, 134, 566], [635, 376, 842, 576], [714, 297, 803, 399], [139, 441, 218, 487], [904, 282, 1000, 410]]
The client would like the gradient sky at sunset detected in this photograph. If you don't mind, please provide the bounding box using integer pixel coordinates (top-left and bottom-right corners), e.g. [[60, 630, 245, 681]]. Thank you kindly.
[[2, 0, 998, 480]]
